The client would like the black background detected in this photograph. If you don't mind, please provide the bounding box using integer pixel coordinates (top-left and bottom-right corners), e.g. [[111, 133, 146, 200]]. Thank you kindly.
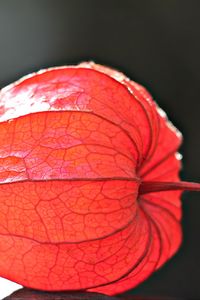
[[0, 0, 199, 299]]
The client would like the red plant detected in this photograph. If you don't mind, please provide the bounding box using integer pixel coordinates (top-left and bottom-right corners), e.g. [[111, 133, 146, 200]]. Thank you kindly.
[[0, 62, 199, 296]]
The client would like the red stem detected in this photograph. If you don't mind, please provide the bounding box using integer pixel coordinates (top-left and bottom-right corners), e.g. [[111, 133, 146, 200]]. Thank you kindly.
[[139, 181, 200, 195]]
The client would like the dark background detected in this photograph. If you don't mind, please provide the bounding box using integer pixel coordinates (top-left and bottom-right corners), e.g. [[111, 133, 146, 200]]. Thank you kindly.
[[0, 0, 199, 299]]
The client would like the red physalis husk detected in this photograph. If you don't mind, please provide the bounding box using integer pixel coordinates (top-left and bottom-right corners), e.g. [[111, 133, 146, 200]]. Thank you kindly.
[[0, 62, 199, 295]]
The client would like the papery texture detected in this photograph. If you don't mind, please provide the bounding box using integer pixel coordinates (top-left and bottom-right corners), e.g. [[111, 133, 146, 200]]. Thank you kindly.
[[0, 62, 183, 295]]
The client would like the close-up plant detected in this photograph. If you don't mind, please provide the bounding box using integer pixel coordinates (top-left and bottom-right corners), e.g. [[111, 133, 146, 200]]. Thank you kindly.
[[0, 1, 199, 300]]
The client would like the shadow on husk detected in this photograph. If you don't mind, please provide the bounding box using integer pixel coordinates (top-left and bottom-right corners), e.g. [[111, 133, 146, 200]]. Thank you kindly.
[[3, 288, 119, 300], [2, 288, 187, 300]]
